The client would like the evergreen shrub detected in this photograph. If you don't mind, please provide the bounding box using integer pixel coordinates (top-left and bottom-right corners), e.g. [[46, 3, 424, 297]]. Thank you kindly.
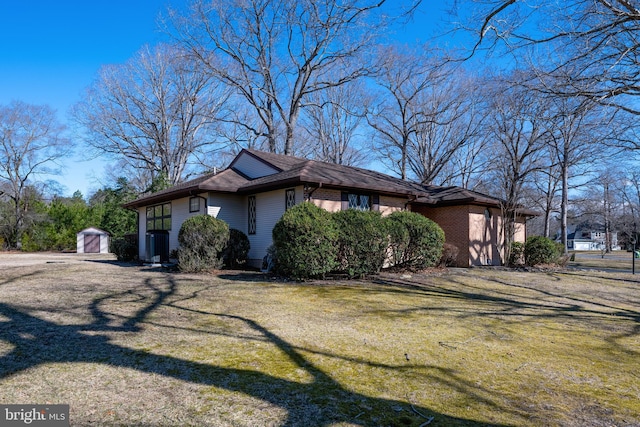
[[222, 228, 250, 269], [111, 237, 137, 262], [385, 211, 445, 270], [524, 236, 559, 266], [332, 209, 388, 278], [272, 202, 338, 280], [509, 241, 525, 267], [178, 215, 229, 272]]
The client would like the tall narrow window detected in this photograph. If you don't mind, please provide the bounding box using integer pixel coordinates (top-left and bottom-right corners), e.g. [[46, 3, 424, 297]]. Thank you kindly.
[[285, 189, 296, 210], [248, 196, 256, 235]]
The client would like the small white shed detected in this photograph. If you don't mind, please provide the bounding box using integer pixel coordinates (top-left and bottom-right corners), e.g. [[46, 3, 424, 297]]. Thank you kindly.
[[77, 227, 110, 254]]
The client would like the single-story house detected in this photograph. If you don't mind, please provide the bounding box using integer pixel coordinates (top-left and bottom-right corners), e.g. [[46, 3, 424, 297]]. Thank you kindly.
[[77, 227, 110, 254], [123, 149, 535, 267]]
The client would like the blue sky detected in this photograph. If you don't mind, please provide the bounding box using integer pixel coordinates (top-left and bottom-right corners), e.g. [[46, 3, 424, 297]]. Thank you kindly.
[[0, 1, 456, 198]]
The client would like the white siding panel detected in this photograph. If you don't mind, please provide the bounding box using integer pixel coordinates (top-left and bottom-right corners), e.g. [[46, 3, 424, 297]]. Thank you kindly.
[[209, 193, 245, 232], [248, 188, 290, 264], [100, 234, 110, 253], [77, 233, 85, 254], [170, 197, 192, 252], [232, 152, 279, 178], [138, 207, 146, 260]]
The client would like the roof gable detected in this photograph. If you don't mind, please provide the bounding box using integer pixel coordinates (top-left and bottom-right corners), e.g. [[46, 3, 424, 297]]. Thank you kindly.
[[229, 150, 280, 178]]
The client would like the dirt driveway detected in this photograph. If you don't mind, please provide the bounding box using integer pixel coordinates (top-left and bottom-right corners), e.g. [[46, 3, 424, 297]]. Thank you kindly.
[[0, 252, 117, 267]]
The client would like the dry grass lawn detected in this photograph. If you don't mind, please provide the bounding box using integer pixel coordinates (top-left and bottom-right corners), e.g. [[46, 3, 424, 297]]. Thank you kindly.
[[0, 253, 638, 426]]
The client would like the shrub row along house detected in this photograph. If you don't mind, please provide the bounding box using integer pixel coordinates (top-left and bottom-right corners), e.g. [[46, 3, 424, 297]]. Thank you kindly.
[[123, 149, 536, 267]]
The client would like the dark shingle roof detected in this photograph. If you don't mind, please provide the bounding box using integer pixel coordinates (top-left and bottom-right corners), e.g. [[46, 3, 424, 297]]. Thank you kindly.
[[123, 168, 250, 208], [239, 157, 427, 196], [416, 186, 501, 206], [124, 149, 536, 217]]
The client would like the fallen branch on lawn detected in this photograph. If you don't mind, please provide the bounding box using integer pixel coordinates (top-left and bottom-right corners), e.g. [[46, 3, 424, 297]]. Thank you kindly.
[[411, 404, 435, 426]]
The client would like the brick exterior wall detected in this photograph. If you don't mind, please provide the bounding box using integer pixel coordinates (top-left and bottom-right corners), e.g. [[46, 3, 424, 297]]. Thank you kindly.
[[379, 195, 407, 215], [413, 205, 470, 267], [308, 188, 342, 212]]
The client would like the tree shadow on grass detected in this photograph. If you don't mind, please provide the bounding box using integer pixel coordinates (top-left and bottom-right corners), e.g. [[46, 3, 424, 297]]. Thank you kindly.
[[369, 273, 640, 360], [0, 271, 513, 427]]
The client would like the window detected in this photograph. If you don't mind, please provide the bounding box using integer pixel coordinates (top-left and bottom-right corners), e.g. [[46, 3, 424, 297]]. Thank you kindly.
[[484, 208, 492, 221], [285, 189, 296, 210], [349, 193, 370, 210], [146, 203, 171, 231], [189, 197, 200, 213], [248, 195, 256, 235], [341, 192, 379, 211]]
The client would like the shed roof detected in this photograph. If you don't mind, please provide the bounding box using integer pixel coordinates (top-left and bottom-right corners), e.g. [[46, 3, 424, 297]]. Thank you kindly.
[[77, 227, 110, 235]]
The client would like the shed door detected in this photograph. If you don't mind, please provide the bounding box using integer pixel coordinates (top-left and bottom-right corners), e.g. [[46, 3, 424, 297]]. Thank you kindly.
[[84, 234, 100, 253]]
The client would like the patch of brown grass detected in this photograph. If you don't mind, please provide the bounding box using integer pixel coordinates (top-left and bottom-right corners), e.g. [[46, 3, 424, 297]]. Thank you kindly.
[[0, 253, 638, 426]]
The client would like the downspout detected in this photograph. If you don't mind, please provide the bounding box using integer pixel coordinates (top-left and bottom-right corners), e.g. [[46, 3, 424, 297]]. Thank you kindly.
[[405, 195, 417, 211], [305, 183, 322, 201], [189, 191, 209, 214], [198, 195, 208, 214]]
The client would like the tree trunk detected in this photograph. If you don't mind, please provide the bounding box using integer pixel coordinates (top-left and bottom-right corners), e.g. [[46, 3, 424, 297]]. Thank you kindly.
[[561, 161, 569, 255]]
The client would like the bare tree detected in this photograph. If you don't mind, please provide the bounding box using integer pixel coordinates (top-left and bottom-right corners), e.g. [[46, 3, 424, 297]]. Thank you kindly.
[[0, 101, 71, 249], [525, 152, 562, 239], [579, 165, 623, 252], [437, 129, 492, 190], [407, 71, 487, 185], [480, 73, 551, 260], [300, 79, 370, 166], [616, 166, 640, 246], [457, 0, 640, 114], [169, 0, 419, 155], [71, 43, 229, 189], [367, 46, 441, 180], [544, 94, 613, 254]]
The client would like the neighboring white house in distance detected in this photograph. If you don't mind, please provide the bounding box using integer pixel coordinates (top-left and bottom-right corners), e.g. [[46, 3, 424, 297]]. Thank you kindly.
[[568, 229, 620, 251], [76, 227, 110, 254]]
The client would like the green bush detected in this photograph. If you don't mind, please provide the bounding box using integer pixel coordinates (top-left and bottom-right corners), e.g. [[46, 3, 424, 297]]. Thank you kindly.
[[222, 228, 250, 269], [111, 237, 137, 262], [272, 202, 338, 280], [385, 211, 445, 270], [509, 241, 525, 267], [524, 236, 559, 266], [332, 209, 388, 278], [178, 215, 229, 272]]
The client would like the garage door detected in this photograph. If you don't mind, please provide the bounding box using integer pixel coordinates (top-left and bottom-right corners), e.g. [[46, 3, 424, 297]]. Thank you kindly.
[[84, 234, 100, 253]]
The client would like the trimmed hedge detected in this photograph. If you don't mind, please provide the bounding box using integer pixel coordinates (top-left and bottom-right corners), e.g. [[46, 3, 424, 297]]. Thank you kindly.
[[385, 211, 445, 270], [333, 209, 388, 278], [111, 237, 137, 262], [524, 236, 559, 266], [222, 228, 250, 269], [509, 241, 525, 267], [272, 202, 338, 280], [178, 215, 229, 272], [271, 206, 446, 279]]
